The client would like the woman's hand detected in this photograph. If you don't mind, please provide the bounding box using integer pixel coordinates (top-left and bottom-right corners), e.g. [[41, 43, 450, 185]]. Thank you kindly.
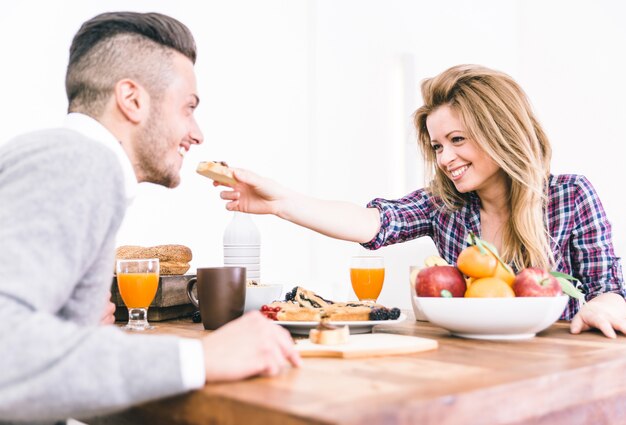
[[570, 292, 626, 338], [217, 168, 291, 216], [215, 167, 381, 243]]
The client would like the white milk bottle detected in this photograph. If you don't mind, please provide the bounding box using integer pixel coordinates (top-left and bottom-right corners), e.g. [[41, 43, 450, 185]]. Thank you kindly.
[[223, 212, 261, 282]]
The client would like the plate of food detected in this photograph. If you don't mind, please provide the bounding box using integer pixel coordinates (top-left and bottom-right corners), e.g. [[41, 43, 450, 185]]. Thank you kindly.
[[260, 286, 405, 335], [278, 314, 407, 335]]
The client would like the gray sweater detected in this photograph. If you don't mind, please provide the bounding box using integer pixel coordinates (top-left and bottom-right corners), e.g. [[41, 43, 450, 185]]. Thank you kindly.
[[0, 129, 187, 424]]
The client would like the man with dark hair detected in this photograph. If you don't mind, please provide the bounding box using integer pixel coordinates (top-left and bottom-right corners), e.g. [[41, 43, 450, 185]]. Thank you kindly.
[[0, 12, 300, 424]]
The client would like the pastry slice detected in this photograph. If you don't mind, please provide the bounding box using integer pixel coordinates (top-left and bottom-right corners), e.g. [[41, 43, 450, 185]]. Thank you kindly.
[[196, 161, 237, 186], [293, 286, 335, 308], [323, 305, 372, 321], [277, 307, 322, 322], [309, 322, 350, 345]]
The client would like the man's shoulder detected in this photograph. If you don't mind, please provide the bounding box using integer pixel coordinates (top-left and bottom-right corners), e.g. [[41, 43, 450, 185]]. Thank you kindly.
[[1, 127, 123, 193], [2, 127, 118, 167], [6, 127, 105, 150]]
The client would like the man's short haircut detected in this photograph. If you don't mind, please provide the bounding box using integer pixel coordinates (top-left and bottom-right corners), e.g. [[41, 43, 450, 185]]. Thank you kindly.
[[66, 12, 196, 116]]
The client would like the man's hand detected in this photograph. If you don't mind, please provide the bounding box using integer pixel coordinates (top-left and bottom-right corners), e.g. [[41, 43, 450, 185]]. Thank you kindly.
[[100, 291, 116, 325], [570, 292, 626, 338], [201, 311, 302, 382]]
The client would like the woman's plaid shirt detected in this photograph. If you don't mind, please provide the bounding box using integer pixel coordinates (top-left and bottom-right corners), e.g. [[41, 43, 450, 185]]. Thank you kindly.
[[363, 174, 625, 320]]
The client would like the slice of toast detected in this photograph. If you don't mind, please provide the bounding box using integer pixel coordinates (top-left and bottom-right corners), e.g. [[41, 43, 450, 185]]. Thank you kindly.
[[196, 161, 237, 186]]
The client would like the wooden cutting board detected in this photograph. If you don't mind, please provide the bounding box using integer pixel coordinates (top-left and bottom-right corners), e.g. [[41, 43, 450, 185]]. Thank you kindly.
[[296, 333, 438, 358]]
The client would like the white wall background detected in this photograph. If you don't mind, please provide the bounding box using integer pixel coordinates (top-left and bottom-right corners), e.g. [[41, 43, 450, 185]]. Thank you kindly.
[[1, 0, 624, 309]]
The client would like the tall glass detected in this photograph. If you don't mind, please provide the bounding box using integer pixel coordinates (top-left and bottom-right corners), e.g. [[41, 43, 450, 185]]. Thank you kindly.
[[350, 256, 385, 303], [116, 258, 159, 331]]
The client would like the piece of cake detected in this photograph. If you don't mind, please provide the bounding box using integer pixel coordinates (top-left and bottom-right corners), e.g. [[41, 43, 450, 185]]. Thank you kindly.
[[277, 307, 322, 322], [323, 305, 372, 321], [309, 322, 350, 345], [292, 286, 335, 308], [268, 286, 402, 322]]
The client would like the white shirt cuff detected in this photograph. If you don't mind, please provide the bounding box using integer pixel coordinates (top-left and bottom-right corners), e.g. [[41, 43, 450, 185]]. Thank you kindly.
[[178, 338, 206, 390]]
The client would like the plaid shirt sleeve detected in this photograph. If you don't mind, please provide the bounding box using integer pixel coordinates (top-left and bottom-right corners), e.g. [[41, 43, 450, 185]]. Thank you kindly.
[[360, 175, 624, 321], [551, 175, 626, 319], [569, 176, 625, 299], [361, 189, 435, 250]]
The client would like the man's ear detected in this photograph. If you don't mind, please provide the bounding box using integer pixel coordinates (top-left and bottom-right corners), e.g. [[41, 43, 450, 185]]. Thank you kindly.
[[113, 79, 149, 124]]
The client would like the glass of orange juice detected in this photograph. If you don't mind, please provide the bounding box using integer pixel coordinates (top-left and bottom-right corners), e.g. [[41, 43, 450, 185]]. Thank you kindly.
[[350, 256, 385, 303], [116, 258, 160, 331]]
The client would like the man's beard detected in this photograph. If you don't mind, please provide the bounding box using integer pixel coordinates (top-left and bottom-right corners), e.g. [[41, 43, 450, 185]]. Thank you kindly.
[[134, 107, 181, 188]]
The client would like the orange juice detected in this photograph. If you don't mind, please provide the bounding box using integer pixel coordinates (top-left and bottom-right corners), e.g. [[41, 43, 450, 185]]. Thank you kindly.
[[350, 268, 385, 301], [117, 273, 159, 308]]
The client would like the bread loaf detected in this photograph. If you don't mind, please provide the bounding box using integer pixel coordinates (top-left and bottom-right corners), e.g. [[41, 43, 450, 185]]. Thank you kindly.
[[115, 244, 192, 275], [160, 262, 191, 275]]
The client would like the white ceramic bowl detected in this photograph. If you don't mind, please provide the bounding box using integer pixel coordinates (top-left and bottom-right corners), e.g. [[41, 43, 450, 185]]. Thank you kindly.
[[408, 268, 427, 321], [412, 295, 569, 340], [244, 284, 283, 313]]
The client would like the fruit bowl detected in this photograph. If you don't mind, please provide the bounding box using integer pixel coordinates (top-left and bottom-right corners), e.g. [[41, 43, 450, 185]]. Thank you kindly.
[[412, 295, 569, 340], [244, 283, 283, 313]]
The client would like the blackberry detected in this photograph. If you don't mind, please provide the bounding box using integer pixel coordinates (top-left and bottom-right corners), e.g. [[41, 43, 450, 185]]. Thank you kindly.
[[285, 286, 298, 301], [388, 307, 401, 320], [192, 310, 202, 323], [369, 307, 389, 321]]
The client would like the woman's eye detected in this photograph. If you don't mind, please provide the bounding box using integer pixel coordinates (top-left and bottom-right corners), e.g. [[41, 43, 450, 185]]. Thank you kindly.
[[431, 144, 442, 152], [451, 136, 465, 143]]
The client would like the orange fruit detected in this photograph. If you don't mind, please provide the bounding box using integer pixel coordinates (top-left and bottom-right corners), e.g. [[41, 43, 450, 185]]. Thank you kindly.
[[493, 262, 515, 287], [457, 245, 498, 278], [464, 277, 515, 298]]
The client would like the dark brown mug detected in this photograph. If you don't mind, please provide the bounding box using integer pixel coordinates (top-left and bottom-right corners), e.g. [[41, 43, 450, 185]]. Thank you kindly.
[[186, 267, 246, 330]]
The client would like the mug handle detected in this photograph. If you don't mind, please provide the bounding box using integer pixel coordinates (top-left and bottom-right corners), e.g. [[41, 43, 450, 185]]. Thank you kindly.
[[186, 277, 199, 308]]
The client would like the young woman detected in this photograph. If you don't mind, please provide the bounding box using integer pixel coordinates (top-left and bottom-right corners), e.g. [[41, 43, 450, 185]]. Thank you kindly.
[[218, 64, 626, 338]]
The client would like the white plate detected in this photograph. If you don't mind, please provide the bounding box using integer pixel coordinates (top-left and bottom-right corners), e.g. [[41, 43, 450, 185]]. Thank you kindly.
[[278, 313, 406, 335], [414, 295, 569, 340]]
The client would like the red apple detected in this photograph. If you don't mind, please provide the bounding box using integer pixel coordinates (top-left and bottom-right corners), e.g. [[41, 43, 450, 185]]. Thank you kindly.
[[513, 267, 562, 297], [416, 266, 466, 297]]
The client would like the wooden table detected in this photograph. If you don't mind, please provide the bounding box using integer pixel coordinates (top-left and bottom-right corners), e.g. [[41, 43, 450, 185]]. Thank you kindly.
[[91, 317, 626, 425]]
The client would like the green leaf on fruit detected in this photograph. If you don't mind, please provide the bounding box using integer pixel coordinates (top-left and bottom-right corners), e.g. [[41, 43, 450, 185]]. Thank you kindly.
[[550, 271, 579, 283], [481, 242, 511, 271], [479, 239, 500, 257], [552, 274, 586, 304], [440, 289, 453, 298], [474, 238, 488, 255], [468, 231, 488, 255], [468, 231, 509, 269]]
